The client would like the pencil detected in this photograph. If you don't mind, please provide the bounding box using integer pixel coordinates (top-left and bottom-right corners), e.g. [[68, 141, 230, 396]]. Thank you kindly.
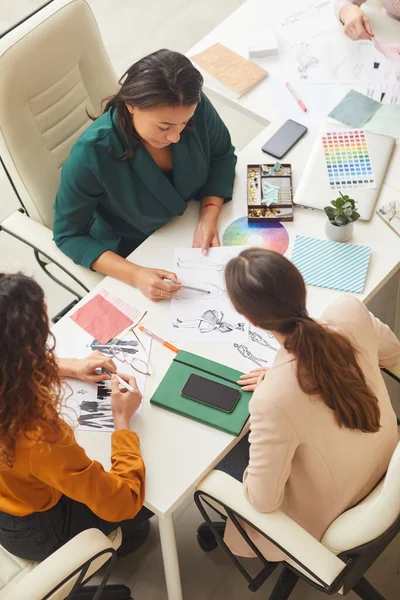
[[183, 285, 211, 294], [138, 325, 179, 353]]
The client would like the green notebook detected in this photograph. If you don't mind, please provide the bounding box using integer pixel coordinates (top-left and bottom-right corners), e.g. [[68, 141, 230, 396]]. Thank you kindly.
[[150, 350, 251, 436]]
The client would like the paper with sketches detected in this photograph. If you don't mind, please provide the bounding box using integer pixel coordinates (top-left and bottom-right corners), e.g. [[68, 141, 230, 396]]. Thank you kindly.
[[328, 90, 381, 128], [275, 0, 334, 45], [233, 326, 280, 372], [376, 200, 400, 237], [70, 289, 142, 344], [171, 247, 249, 343], [361, 80, 400, 104], [62, 325, 151, 432], [293, 38, 400, 85]]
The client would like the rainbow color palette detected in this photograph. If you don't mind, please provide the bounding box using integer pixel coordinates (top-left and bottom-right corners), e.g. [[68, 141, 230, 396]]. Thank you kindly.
[[222, 217, 289, 255], [321, 130, 376, 191]]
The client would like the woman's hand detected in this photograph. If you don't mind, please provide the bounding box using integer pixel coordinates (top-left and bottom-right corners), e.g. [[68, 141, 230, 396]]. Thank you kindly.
[[340, 5, 373, 40], [111, 374, 142, 430], [237, 368, 269, 392], [132, 266, 182, 302], [58, 352, 117, 382], [193, 211, 221, 256]]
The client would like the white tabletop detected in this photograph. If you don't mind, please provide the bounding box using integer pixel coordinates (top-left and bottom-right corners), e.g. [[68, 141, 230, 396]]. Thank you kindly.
[[53, 117, 400, 517], [187, 0, 400, 125]]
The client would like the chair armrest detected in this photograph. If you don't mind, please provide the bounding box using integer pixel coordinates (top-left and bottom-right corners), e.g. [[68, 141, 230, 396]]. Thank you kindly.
[[3, 528, 120, 600], [196, 470, 346, 587], [1, 211, 103, 292]]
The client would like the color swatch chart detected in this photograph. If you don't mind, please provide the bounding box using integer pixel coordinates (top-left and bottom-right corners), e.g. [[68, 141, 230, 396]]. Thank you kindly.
[[321, 130, 376, 191]]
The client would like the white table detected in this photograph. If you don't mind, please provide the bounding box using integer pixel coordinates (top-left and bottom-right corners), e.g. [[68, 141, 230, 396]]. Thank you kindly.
[[188, 0, 400, 127], [53, 4, 400, 599]]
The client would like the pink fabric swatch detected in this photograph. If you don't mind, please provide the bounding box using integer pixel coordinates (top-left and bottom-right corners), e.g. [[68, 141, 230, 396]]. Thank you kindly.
[[373, 37, 400, 60], [70, 290, 140, 344]]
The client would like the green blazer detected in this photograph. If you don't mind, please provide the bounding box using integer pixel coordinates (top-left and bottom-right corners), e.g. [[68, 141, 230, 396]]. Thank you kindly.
[[53, 93, 237, 269]]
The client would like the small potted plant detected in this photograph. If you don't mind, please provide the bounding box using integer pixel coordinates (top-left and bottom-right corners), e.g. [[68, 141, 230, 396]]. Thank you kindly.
[[324, 192, 360, 242]]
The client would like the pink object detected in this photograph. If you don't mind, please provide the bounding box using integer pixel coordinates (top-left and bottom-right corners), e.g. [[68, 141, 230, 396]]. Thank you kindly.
[[334, 1, 400, 22], [373, 37, 400, 60], [70, 289, 141, 344]]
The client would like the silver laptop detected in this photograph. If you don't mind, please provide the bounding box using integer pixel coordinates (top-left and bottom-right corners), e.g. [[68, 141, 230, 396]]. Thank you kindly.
[[294, 123, 395, 221]]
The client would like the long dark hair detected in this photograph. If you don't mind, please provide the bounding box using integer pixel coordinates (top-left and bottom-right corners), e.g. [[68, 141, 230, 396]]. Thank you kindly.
[[100, 49, 203, 160], [0, 274, 63, 469], [225, 248, 380, 433]]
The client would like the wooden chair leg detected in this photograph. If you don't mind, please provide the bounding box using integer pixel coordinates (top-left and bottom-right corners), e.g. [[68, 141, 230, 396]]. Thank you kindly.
[[268, 568, 299, 600], [353, 577, 386, 600]]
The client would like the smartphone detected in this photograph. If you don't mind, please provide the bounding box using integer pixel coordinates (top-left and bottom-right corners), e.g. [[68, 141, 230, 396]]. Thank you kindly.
[[262, 119, 308, 159], [181, 374, 241, 413]]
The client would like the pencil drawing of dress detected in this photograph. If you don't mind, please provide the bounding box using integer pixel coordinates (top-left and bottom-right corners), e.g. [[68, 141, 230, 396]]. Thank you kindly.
[[174, 310, 245, 333]]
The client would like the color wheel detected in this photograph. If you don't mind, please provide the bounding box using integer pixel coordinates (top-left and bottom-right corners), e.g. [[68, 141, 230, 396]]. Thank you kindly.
[[222, 217, 289, 255]]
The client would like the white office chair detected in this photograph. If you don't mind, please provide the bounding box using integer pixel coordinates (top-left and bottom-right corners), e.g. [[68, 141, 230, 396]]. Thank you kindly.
[[195, 363, 400, 600], [0, 527, 132, 600], [0, 0, 118, 314]]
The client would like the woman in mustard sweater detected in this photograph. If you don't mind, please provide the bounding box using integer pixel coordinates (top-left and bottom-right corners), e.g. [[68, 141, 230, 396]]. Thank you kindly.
[[0, 273, 150, 561]]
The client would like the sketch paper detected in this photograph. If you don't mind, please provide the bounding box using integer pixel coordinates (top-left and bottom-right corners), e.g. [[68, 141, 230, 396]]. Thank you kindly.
[[171, 247, 249, 343], [275, 0, 334, 45], [376, 201, 400, 237], [293, 38, 400, 85], [233, 327, 280, 372], [62, 326, 151, 432]]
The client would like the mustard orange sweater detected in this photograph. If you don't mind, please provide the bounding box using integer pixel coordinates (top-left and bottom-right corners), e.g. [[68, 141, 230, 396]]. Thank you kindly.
[[0, 420, 145, 521]]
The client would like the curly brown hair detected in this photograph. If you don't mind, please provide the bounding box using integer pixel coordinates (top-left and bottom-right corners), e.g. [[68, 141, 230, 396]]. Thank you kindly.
[[0, 273, 63, 470]]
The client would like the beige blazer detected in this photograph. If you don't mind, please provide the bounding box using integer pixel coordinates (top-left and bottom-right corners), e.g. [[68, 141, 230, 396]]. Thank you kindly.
[[225, 297, 400, 561]]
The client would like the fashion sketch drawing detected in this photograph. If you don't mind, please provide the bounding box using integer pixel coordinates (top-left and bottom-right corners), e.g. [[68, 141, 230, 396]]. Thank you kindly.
[[174, 310, 245, 334]]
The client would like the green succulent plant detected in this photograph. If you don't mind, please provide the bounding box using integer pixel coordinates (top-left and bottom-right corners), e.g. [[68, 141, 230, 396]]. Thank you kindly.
[[324, 192, 361, 227]]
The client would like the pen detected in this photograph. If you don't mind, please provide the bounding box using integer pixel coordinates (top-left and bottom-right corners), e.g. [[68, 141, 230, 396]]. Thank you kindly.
[[138, 325, 179, 354], [285, 81, 307, 112], [95, 367, 136, 393]]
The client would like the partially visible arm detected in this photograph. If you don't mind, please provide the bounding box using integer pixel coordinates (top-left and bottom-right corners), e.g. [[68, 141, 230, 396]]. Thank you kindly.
[[243, 395, 298, 513], [367, 310, 400, 368], [334, 0, 365, 21], [30, 422, 145, 522]]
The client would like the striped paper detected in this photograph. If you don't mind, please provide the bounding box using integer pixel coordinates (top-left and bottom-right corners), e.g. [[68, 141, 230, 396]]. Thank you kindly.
[[291, 236, 371, 294]]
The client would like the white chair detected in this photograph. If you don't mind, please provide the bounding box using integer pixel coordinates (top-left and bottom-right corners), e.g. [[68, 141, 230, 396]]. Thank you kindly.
[[195, 364, 400, 600], [0, 527, 132, 600], [0, 0, 118, 313]]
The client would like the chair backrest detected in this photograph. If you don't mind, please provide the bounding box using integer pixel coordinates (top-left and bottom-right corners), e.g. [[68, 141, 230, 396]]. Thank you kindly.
[[0, 0, 117, 228], [322, 441, 400, 555]]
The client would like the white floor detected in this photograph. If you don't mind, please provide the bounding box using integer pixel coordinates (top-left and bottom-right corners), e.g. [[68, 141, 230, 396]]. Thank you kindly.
[[0, 1, 399, 599]]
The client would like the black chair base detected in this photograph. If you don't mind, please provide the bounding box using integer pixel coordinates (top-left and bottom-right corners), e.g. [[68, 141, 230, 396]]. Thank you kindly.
[[72, 584, 132, 599]]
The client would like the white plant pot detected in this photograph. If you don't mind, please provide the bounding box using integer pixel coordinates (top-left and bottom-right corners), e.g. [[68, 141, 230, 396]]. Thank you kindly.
[[325, 220, 353, 243]]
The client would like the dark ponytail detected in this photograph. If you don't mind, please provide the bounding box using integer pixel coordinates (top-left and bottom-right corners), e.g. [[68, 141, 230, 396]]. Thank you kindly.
[[225, 248, 380, 433], [95, 49, 203, 160]]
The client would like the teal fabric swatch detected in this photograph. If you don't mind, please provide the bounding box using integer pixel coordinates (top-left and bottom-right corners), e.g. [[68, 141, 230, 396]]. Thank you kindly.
[[329, 90, 381, 128]]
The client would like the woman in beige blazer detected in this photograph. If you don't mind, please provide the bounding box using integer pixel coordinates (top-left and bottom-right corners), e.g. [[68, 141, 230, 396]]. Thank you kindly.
[[200, 248, 400, 562]]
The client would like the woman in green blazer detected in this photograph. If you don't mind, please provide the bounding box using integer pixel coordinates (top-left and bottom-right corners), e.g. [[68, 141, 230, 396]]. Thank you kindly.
[[53, 49, 237, 301]]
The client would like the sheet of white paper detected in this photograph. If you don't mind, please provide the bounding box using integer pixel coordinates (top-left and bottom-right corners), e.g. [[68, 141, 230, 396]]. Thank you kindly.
[[62, 326, 151, 432], [171, 247, 249, 343], [232, 326, 280, 372], [292, 38, 400, 85], [275, 0, 335, 46]]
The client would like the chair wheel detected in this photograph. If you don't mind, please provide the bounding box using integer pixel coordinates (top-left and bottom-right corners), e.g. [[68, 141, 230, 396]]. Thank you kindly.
[[197, 522, 225, 552]]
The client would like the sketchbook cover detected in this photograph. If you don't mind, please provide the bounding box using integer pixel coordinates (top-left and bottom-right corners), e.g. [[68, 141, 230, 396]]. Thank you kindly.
[[376, 201, 400, 237], [291, 236, 372, 294], [293, 123, 395, 221], [150, 350, 251, 436], [191, 43, 268, 97]]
